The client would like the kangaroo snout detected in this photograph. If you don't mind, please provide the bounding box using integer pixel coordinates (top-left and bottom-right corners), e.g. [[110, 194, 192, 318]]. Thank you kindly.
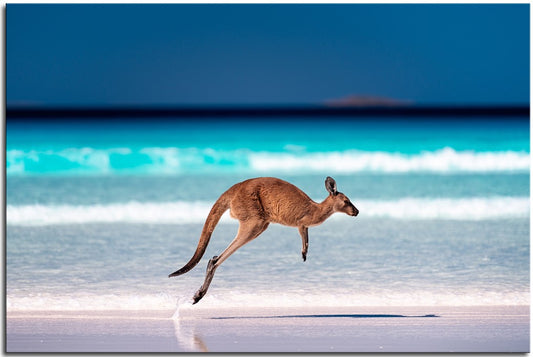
[[352, 207, 359, 217]]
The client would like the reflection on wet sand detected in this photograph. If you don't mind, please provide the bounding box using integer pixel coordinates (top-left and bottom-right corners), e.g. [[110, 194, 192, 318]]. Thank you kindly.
[[172, 315, 209, 352]]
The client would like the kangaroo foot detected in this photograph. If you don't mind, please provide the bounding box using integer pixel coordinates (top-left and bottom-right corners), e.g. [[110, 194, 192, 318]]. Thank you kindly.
[[192, 289, 205, 304], [192, 255, 219, 305], [302, 251, 307, 262]]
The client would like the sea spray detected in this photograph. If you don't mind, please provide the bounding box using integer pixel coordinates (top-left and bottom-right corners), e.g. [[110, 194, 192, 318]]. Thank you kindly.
[[173, 294, 195, 320]]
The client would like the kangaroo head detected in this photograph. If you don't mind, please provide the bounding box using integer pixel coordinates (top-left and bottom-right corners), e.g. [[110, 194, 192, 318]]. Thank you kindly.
[[325, 176, 359, 217]]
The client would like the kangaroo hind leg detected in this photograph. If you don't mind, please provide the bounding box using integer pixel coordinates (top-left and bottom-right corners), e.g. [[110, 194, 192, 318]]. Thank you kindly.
[[192, 219, 269, 304]]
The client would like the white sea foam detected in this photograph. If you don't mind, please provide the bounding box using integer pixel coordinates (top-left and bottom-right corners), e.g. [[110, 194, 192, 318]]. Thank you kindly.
[[250, 147, 530, 173], [6, 293, 178, 312], [6, 289, 529, 312], [357, 197, 530, 220], [6, 197, 529, 226], [199, 290, 530, 308], [6, 201, 221, 226], [6, 146, 530, 175]]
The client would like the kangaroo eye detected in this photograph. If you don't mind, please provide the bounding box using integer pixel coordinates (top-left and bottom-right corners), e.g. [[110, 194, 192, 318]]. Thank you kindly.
[[344, 200, 350, 205]]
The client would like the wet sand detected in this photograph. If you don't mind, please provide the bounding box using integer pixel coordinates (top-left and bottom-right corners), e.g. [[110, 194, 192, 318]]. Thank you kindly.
[[6, 305, 529, 352]]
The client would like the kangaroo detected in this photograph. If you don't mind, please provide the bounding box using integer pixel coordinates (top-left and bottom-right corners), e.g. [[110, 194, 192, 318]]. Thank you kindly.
[[168, 176, 359, 304]]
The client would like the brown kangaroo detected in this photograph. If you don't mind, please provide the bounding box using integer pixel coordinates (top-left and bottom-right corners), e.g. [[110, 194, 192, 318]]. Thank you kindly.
[[168, 176, 359, 304]]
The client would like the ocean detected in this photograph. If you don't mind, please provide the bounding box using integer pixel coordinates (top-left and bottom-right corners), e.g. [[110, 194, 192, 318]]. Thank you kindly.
[[6, 116, 530, 311]]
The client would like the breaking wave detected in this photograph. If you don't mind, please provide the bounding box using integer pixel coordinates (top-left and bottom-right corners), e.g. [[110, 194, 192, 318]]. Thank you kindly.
[[250, 148, 530, 173], [6, 147, 530, 175], [7, 196, 529, 226]]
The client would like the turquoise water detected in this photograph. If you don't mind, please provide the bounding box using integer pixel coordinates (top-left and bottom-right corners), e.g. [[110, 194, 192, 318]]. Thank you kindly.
[[6, 116, 530, 310], [6, 118, 529, 176]]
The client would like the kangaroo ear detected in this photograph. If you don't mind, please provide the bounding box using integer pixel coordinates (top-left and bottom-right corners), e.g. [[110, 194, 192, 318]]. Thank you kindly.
[[325, 176, 338, 195]]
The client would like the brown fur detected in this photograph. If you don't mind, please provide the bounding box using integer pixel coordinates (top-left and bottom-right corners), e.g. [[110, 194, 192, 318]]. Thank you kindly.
[[169, 176, 358, 304]]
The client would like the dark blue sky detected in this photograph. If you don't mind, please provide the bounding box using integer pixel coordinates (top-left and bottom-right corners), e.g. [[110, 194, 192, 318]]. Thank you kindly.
[[7, 4, 530, 106]]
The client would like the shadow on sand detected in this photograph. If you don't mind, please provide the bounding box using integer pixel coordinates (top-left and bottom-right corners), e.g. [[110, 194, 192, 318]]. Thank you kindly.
[[211, 314, 439, 320], [174, 313, 439, 351]]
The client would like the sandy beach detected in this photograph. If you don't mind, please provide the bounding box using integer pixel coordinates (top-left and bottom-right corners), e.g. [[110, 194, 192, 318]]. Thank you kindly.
[[6, 305, 529, 352]]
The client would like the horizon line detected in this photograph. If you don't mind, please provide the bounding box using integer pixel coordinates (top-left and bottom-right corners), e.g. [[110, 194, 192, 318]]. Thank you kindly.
[[6, 104, 529, 119]]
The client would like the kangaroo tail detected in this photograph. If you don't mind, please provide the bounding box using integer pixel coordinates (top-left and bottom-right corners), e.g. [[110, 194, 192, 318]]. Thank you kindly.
[[168, 190, 231, 278]]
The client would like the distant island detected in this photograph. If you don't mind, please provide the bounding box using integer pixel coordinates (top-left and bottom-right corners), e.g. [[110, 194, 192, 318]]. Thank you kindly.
[[325, 95, 413, 107]]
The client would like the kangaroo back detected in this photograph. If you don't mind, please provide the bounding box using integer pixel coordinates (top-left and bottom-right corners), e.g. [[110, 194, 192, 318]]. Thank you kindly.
[[168, 190, 231, 277]]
